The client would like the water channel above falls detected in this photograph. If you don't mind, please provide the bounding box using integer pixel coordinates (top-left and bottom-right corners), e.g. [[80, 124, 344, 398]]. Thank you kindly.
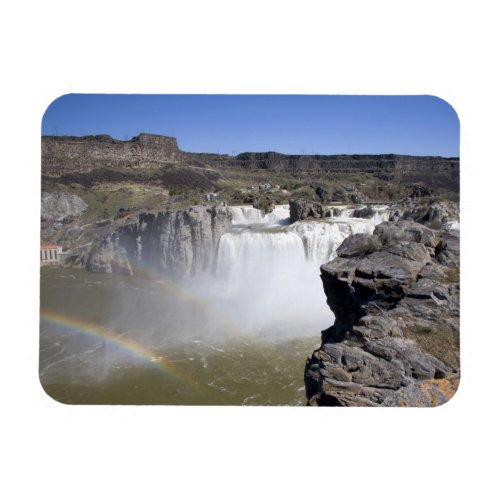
[[39, 204, 390, 405]]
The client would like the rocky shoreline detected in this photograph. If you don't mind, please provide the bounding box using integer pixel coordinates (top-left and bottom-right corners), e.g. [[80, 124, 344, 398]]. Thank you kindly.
[[304, 220, 459, 406]]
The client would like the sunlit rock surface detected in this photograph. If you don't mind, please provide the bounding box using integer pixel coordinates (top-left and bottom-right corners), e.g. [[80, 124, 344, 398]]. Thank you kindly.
[[86, 205, 232, 277], [305, 221, 460, 407]]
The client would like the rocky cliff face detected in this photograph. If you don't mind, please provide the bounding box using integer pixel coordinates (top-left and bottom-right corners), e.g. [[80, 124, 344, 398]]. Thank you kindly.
[[42, 133, 182, 175], [41, 191, 88, 221], [85, 205, 232, 278], [227, 153, 459, 191], [304, 220, 459, 407], [41, 190, 90, 247]]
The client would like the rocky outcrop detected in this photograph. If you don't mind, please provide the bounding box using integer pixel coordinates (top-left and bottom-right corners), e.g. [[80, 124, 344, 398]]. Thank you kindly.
[[389, 198, 460, 229], [85, 205, 232, 278], [253, 197, 275, 214], [41, 190, 90, 249], [407, 183, 433, 198], [42, 133, 182, 175], [41, 191, 88, 221], [305, 220, 460, 407], [289, 199, 325, 222], [351, 206, 375, 219], [417, 201, 460, 227], [85, 234, 133, 276]]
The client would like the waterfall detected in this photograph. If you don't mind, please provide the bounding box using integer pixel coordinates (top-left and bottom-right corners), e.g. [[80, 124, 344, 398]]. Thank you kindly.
[[444, 220, 460, 231], [324, 204, 391, 224], [291, 219, 377, 263], [229, 205, 290, 225], [208, 204, 391, 336], [214, 226, 328, 334], [368, 205, 391, 224], [219, 204, 391, 277], [216, 229, 305, 282]]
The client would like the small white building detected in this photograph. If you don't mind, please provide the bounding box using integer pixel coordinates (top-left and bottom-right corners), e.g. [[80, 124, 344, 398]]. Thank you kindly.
[[41, 243, 62, 266], [205, 192, 218, 202]]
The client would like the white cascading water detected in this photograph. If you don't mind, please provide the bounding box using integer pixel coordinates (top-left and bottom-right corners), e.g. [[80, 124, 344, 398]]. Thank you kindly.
[[229, 204, 291, 225], [444, 220, 460, 231], [291, 220, 375, 262], [210, 204, 391, 337]]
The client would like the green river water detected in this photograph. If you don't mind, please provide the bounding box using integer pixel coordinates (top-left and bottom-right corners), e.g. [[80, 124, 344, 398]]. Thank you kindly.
[[40, 267, 323, 405]]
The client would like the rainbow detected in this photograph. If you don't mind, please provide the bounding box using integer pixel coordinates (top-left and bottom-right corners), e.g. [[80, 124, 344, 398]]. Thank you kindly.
[[40, 309, 199, 389]]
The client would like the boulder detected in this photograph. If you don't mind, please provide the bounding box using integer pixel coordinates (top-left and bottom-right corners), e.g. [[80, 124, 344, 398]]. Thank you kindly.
[[352, 207, 375, 219], [289, 198, 325, 223], [253, 197, 275, 214], [417, 201, 460, 228], [315, 186, 330, 202], [407, 183, 433, 198], [336, 233, 381, 258]]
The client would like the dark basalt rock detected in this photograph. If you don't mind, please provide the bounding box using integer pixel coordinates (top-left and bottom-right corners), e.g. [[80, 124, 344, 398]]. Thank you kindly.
[[391, 198, 460, 229], [315, 186, 330, 202], [350, 194, 364, 204], [253, 196, 275, 214], [407, 183, 433, 198], [351, 207, 375, 219], [417, 201, 460, 227], [336, 233, 382, 258], [289, 198, 325, 222], [305, 221, 460, 407]]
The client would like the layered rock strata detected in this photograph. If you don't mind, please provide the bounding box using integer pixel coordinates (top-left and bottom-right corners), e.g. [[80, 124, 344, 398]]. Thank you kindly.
[[42, 134, 459, 192], [42, 133, 182, 175], [85, 205, 232, 278], [304, 220, 460, 407]]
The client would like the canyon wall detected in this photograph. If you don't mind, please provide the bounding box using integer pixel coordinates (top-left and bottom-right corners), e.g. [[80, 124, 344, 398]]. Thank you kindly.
[[85, 205, 232, 278], [42, 133, 182, 175], [42, 134, 459, 191]]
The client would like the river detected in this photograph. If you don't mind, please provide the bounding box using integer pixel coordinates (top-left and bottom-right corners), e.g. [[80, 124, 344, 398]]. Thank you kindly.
[[40, 204, 390, 405]]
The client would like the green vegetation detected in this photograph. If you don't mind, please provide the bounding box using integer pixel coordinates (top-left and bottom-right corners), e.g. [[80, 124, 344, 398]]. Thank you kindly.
[[436, 268, 460, 284], [43, 154, 459, 225], [57, 182, 170, 223], [406, 324, 460, 370]]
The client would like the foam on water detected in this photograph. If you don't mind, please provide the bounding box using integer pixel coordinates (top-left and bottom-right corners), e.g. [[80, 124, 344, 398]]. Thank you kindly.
[[444, 220, 460, 231]]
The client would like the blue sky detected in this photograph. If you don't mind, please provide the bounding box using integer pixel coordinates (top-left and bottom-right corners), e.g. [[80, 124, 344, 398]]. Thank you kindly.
[[42, 95, 459, 157]]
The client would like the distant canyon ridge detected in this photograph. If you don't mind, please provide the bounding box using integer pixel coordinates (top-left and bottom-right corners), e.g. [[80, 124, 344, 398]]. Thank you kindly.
[[42, 133, 459, 192]]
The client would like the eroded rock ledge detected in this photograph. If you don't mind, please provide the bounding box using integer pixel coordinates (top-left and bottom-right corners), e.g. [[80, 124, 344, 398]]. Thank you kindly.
[[305, 220, 460, 407], [85, 205, 232, 278]]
